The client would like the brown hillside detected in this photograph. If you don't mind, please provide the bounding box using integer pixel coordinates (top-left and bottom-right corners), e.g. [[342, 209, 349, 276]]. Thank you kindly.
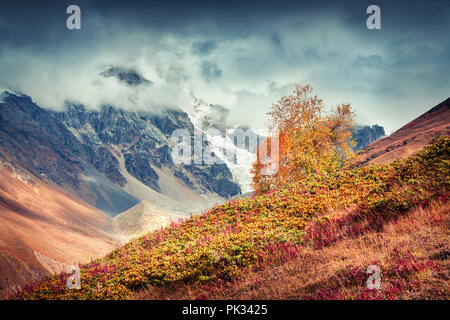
[[355, 98, 450, 166], [0, 162, 119, 296]]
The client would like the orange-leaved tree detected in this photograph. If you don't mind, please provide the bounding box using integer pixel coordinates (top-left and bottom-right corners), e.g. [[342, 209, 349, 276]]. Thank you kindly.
[[251, 84, 355, 194]]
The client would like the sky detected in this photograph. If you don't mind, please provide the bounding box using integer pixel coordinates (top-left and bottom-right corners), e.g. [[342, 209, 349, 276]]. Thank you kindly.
[[0, 0, 449, 134]]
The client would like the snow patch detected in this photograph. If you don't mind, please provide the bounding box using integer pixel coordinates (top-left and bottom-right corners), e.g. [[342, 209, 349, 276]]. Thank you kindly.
[[189, 97, 256, 193]]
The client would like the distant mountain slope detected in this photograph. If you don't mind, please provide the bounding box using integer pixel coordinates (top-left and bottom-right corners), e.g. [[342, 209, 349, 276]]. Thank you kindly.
[[189, 97, 258, 193], [0, 88, 240, 215], [355, 98, 450, 166], [0, 161, 118, 296], [52, 102, 240, 209], [0, 93, 140, 214], [0, 69, 245, 292], [112, 200, 178, 243]]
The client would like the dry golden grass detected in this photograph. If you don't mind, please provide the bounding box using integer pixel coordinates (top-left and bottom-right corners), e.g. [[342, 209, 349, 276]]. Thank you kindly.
[[131, 199, 449, 300]]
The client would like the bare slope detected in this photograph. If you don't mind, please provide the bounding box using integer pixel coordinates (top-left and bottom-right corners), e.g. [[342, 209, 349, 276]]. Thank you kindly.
[[0, 162, 118, 296], [355, 97, 450, 166], [112, 200, 179, 243]]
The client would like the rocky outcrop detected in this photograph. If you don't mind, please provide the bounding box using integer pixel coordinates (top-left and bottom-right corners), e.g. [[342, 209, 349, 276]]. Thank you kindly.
[[179, 163, 240, 198], [100, 66, 152, 86], [54, 102, 241, 198], [0, 94, 85, 193], [353, 124, 385, 151], [0, 89, 241, 214]]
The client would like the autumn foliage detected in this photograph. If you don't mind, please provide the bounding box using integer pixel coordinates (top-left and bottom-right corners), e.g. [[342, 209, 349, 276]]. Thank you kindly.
[[252, 84, 355, 194], [10, 136, 449, 300]]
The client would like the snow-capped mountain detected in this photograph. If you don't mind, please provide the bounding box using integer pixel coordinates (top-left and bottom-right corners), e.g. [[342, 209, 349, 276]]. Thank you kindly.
[[189, 96, 259, 194], [0, 67, 244, 216]]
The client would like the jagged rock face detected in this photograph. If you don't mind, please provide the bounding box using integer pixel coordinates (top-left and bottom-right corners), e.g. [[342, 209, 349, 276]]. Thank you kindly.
[[175, 163, 241, 198], [0, 93, 135, 213], [124, 153, 160, 192], [53, 103, 240, 198], [0, 94, 85, 191], [0, 91, 241, 214], [147, 109, 194, 136], [99, 66, 152, 86], [353, 125, 385, 151], [86, 145, 127, 186]]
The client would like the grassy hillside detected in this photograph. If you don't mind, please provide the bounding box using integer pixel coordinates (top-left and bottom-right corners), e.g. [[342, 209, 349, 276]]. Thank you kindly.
[[133, 199, 449, 300], [13, 136, 450, 300]]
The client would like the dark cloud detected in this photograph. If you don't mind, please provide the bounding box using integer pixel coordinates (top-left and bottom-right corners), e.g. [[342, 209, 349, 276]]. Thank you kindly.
[[270, 33, 281, 47], [270, 32, 285, 56], [353, 55, 387, 70], [0, 0, 449, 132], [192, 40, 218, 55], [303, 47, 321, 61], [200, 61, 223, 80]]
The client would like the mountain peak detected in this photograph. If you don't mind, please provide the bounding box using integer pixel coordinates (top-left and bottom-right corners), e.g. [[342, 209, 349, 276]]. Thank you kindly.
[[100, 66, 152, 86]]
